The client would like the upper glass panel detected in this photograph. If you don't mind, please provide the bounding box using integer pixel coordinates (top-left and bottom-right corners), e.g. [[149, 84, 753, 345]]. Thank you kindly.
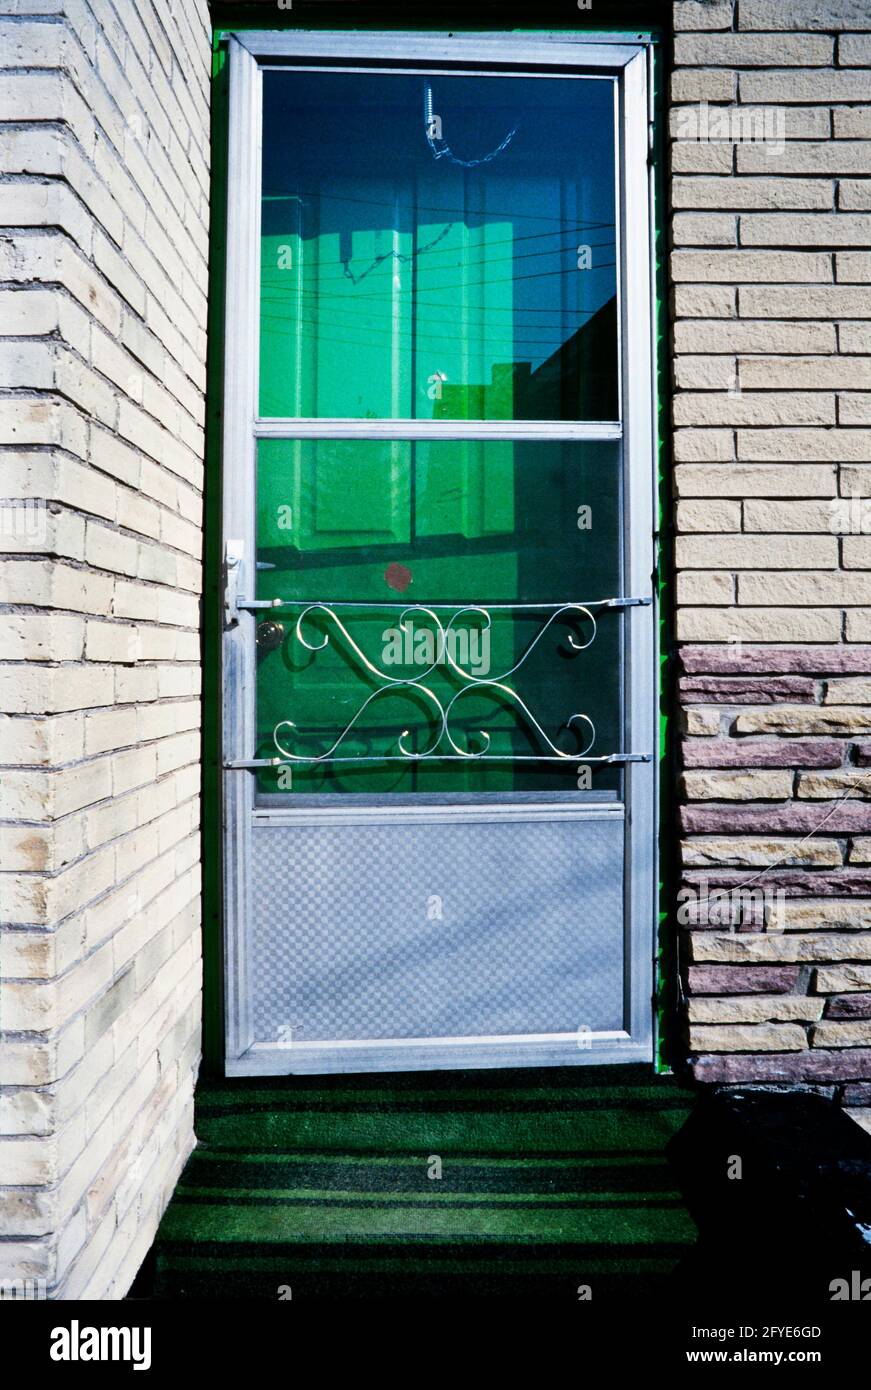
[[259, 70, 619, 421]]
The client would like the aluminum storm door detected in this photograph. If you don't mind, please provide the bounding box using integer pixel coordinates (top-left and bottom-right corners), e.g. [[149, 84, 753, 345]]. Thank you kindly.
[[222, 32, 657, 1075]]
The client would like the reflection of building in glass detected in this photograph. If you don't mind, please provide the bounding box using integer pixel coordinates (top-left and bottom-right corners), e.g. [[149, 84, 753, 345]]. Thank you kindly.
[[432, 296, 619, 419]]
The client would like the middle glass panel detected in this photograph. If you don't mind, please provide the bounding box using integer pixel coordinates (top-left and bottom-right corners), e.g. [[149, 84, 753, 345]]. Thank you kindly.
[[259, 69, 619, 421], [254, 437, 623, 797]]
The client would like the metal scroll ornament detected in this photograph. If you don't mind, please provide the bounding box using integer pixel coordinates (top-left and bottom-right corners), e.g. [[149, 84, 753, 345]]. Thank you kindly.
[[270, 601, 602, 766]]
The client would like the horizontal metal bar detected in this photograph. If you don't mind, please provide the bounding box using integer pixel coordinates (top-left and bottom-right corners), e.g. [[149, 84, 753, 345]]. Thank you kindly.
[[227, 1037, 653, 1077], [232, 31, 648, 66], [253, 798, 624, 825], [250, 1029, 629, 1051], [261, 65, 619, 83], [237, 596, 652, 613], [253, 419, 623, 442], [225, 752, 651, 770]]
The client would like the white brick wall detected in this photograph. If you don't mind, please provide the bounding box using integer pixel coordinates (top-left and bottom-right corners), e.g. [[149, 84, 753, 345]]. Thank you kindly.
[[0, 0, 210, 1298]]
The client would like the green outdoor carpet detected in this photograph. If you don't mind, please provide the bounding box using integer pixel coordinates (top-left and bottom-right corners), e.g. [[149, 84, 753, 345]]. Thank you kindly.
[[150, 1064, 697, 1299]]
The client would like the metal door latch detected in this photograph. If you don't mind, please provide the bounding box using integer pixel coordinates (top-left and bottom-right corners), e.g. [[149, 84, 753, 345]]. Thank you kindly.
[[224, 539, 244, 628]]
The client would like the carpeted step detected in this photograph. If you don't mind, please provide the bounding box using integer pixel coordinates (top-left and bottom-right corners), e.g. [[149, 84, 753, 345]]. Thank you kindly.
[[149, 1065, 696, 1299]]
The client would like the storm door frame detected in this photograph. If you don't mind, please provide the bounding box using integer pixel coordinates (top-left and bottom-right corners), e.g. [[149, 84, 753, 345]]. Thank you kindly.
[[220, 30, 658, 1075]]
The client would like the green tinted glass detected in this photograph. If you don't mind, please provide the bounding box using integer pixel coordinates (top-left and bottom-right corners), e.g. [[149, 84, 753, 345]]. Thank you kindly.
[[254, 438, 623, 796], [260, 71, 618, 421]]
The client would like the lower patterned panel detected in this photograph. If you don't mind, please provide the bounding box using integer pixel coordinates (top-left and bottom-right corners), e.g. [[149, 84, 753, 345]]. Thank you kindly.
[[247, 813, 624, 1046]]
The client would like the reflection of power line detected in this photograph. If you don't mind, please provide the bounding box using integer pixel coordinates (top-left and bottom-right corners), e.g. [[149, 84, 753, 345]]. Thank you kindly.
[[264, 238, 617, 286], [263, 189, 615, 227], [259, 302, 613, 326], [264, 220, 616, 266], [423, 223, 614, 254], [261, 297, 614, 340], [257, 322, 615, 353], [256, 321, 613, 353], [259, 325, 600, 350], [261, 263, 618, 304], [259, 324, 598, 355], [260, 292, 613, 320]]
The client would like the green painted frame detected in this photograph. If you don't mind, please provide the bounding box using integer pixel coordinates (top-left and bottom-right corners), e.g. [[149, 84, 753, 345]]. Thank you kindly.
[[201, 4, 671, 1076]]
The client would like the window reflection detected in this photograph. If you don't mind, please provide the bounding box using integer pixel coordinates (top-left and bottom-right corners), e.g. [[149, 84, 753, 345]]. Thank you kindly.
[[260, 72, 619, 421]]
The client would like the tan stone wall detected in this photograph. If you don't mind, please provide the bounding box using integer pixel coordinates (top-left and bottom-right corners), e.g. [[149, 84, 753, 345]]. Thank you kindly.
[[672, 0, 871, 1121], [0, 0, 210, 1297]]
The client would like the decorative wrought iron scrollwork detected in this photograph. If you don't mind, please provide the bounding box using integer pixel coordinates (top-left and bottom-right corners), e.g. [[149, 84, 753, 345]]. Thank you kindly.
[[267, 600, 608, 765]]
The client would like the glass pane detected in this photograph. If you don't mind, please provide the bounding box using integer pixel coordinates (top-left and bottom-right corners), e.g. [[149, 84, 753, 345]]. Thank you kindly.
[[260, 71, 618, 421], [254, 439, 623, 797]]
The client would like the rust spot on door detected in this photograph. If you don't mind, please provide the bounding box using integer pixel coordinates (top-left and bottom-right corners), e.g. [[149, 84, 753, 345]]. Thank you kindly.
[[384, 562, 412, 593]]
